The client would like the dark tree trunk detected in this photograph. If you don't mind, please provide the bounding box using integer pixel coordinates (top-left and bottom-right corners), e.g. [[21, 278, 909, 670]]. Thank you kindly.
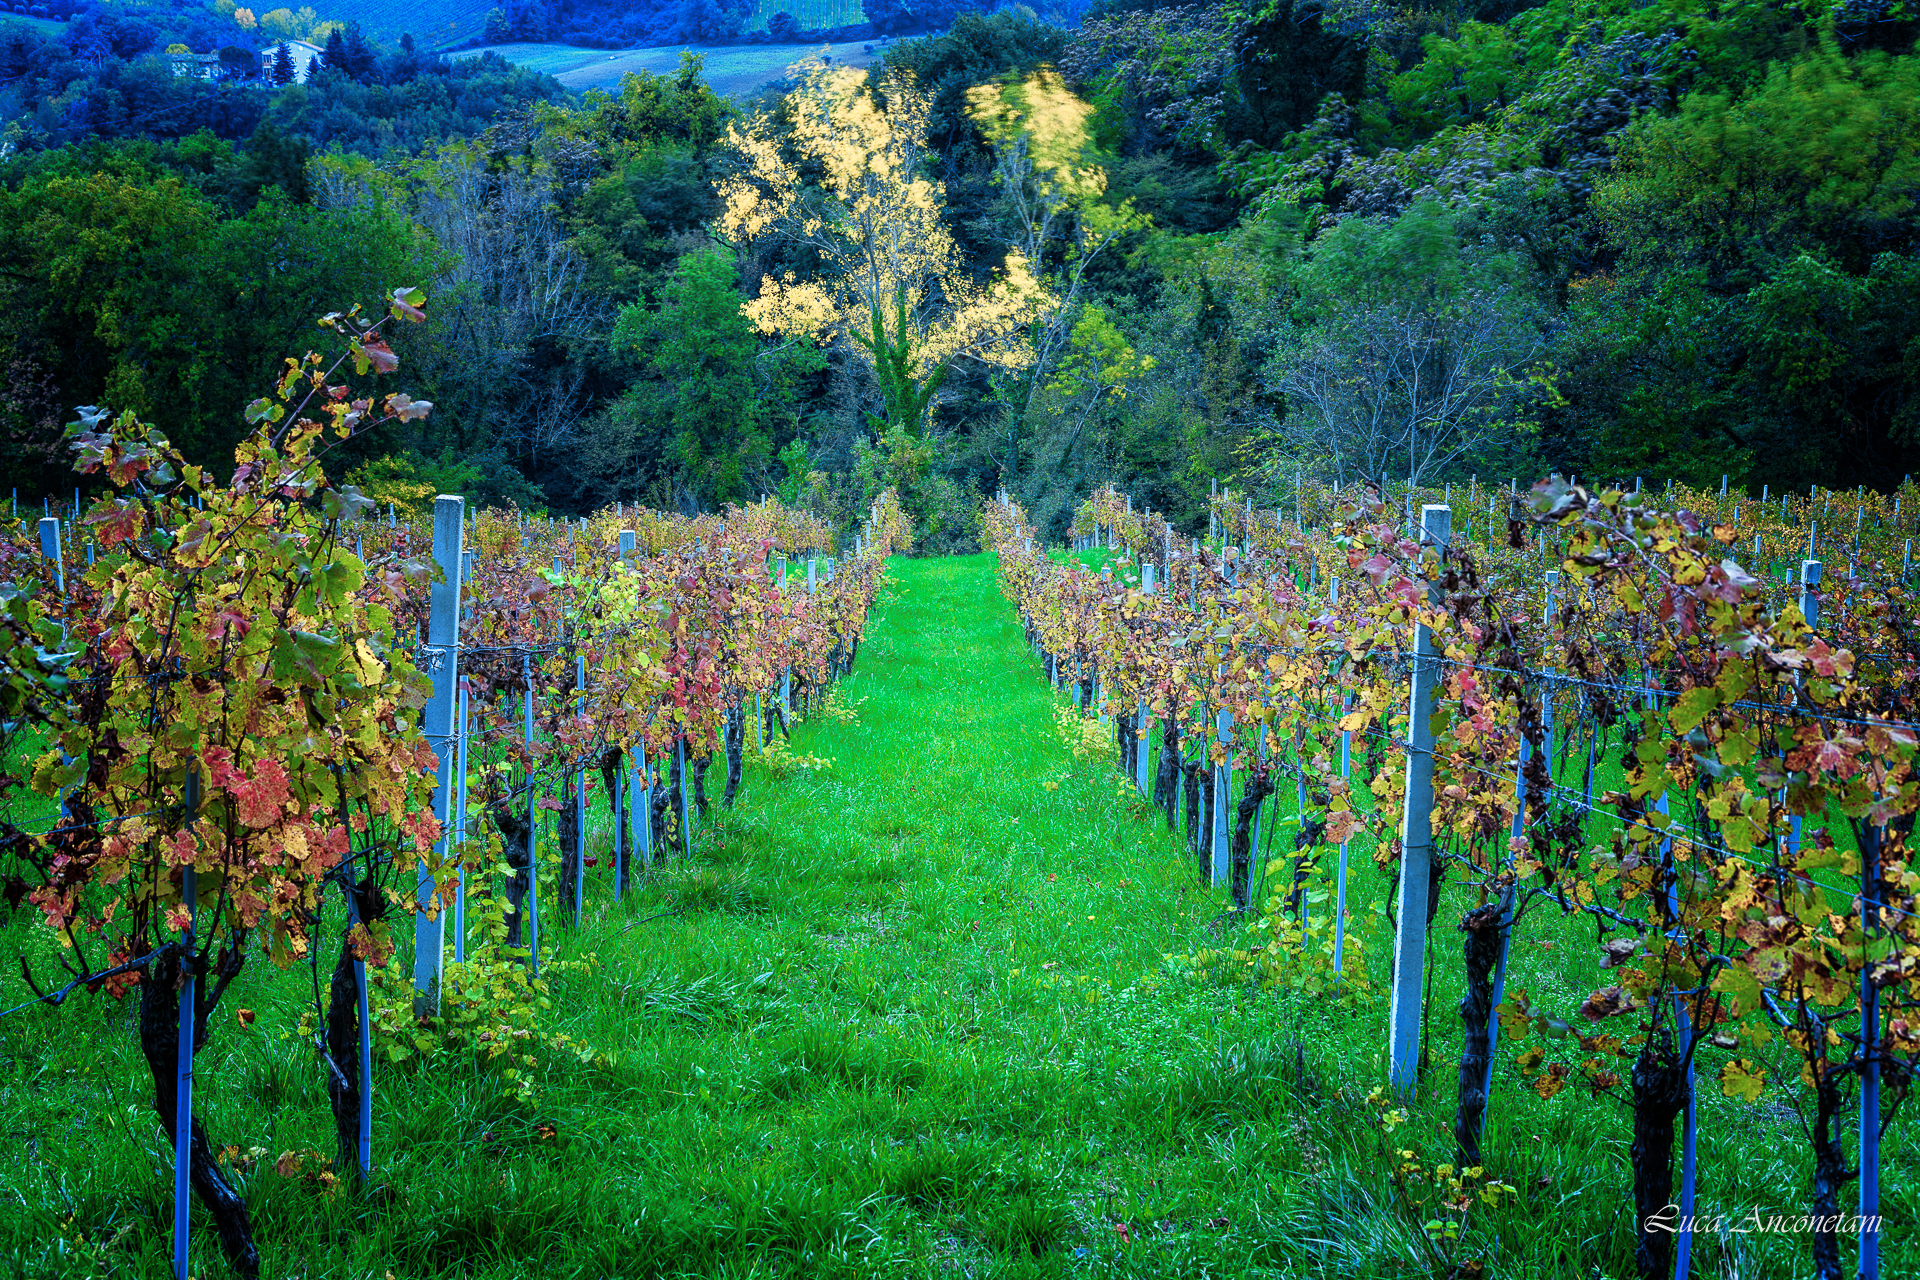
[[1116, 708, 1135, 780], [1453, 897, 1507, 1164], [1809, 1052, 1857, 1280], [1630, 1026, 1690, 1280], [1186, 754, 1211, 882], [490, 796, 532, 948], [1182, 751, 1201, 862], [1155, 716, 1181, 829], [1230, 766, 1276, 910], [139, 948, 259, 1278], [598, 747, 628, 892], [325, 874, 382, 1180], [556, 773, 579, 923], [650, 761, 673, 866], [723, 705, 745, 807], [691, 751, 712, 817]]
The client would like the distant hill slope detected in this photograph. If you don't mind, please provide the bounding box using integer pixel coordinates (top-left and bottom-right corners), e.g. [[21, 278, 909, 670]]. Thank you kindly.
[[455, 38, 881, 95], [318, 0, 496, 49], [0, 13, 68, 39], [310, 0, 866, 49], [742, 0, 867, 34]]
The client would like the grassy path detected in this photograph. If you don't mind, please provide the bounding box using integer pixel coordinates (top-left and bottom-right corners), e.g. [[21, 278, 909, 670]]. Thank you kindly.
[[5, 553, 1886, 1278]]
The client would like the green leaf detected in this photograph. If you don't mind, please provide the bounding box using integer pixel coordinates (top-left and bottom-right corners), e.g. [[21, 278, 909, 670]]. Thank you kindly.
[[1668, 686, 1721, 735], [1711, 963, 1762, 1016]]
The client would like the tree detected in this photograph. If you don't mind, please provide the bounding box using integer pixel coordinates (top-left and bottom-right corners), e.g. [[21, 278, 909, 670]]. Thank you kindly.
[[218, 44, 257, 81], [322, 25, 346, 73], [966, 67, 1146, 434], [484, 7, 512, 42], [1224, 0, 1368, 150], [593, 246, 822, 507], [1263, 201, 1547, 487], [1595, 40, 1920, 288], [272, 41, 295, 85], [716, 59, 1051, 437], [343, 24, 377, 82]]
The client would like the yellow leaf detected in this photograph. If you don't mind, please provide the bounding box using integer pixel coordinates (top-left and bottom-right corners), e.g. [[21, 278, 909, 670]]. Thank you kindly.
[[1718, 1057, 1767, 1104]]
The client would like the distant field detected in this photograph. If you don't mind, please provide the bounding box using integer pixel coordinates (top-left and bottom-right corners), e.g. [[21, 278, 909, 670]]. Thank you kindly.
[[0, 13, 68, 38], [456, 38, 886, 96], [310, 0, 868, 51], [317, 0, 495, 49], [743, 0, 867, 33]]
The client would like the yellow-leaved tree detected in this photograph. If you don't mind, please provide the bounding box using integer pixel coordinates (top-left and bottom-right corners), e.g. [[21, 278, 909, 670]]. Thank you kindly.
[[716, 60, 1053, 437], [966, 68, 1148, 428]]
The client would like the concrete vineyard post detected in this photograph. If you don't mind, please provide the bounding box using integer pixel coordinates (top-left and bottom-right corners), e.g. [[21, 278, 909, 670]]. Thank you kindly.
[[1134, 563, 1155, 795], [37, 516, 63, 594], [454, 682, 469, 964], [573, 654, 587, 924], [641, 740, 656, 871], [779, 561, 793, 719], [1657, 788, 1699, 1280], [1860, 810, 1883, 1280], [1212, 703, 1232, 886], [1789, 561, 1822, 855], [1388, 504, 1450, 1096], [1334, 694, 1352, 974], [522, 652, 540, 974], [676, 738, 693, 858], [172, 765, 200, 1280], [612, 760, 623, 904], [412, 495, 464, 1013]]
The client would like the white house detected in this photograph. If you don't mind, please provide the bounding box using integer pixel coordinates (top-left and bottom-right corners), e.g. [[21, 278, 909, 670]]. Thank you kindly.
[[259, 39, 326, 85]]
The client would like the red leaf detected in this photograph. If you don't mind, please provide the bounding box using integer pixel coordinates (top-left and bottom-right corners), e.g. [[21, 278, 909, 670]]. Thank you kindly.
[[360, 338, 399, 374], [86, 499, 145, 550]]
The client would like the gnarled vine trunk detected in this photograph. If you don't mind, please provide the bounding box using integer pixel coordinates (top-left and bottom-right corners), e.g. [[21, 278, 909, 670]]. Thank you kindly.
[[1230, 766, 1276, 910], [598, 747, 628, 891], [691, 750, 712, 817], [1452, 897, 1507, 1164], [1809, 1053, 1857, 1280], [1630, 1026, 1689, 1280], [722, 705, 745, 807], [325, 874, 382, 1180], [1185, 754, 1211, 882], [1154, 716, 1180, 829], [556, 772, 579, 922], [139, 947, 259, 1279], [490, 796, 532, 947]]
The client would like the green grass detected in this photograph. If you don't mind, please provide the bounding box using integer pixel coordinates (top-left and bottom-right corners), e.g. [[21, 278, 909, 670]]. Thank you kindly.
[[452, 38, 882, 95], [1, 553, 1911, 1277], [0, 13, 66, 39]]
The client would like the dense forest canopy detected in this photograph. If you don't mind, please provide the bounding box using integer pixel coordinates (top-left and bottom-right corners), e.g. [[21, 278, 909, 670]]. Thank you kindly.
[[2, 0, 1916, 546]]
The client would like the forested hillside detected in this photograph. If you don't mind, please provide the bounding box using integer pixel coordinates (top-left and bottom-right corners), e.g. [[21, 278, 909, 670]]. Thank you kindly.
[[2, 0, 1916, 546]]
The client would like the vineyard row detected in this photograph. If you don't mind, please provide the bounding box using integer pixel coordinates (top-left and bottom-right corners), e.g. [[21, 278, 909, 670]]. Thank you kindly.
[[984, 477, 1916, 1280]]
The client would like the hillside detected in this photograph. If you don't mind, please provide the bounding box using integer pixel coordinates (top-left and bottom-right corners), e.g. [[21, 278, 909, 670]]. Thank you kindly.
[[317, 0, 495, 48], [0, 12, 65, 38], [455, 36, 880, 93], [742, 0, 866, 34]]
